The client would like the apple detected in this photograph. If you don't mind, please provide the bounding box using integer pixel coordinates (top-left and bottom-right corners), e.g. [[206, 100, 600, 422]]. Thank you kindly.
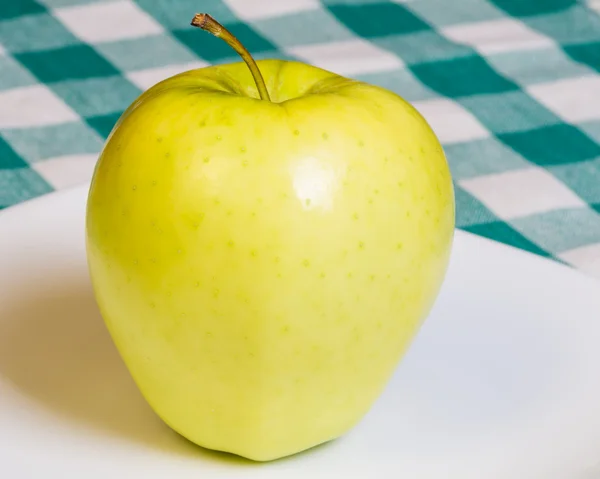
[[85, 13, 455, 462]]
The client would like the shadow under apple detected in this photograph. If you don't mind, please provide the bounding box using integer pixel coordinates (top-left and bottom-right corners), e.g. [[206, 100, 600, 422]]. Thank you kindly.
[[0, 275, 254, 466]]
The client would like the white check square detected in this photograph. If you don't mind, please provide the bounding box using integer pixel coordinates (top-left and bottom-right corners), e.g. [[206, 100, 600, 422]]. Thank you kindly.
[[587, 0, 600, 13], [224, 0, 320, 20], [0, 85, 79, 128], [526, 75, 600, 123], [54, 0, 164, 43], [32, 154, 99, 189], [126, 61, 210, 91], [559, 242, 600, 279], [442, 18, 553, 54], [460, 167, 586, 219], [412, 98, 490, 144], [288, 39, 403, 77]]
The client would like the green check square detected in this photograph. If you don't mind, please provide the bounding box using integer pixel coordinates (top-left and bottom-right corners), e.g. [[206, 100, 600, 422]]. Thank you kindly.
[[15, 44, 120, 82], [498, 124, 600, 166], [486, 47, 596, 86], [564, 41, 600, 72], [375, 30, 472, 64], [174, 22, 277, 62], [0, 0, 44, 20], [0, 136, 28, 169], [454, 185, 498, 227], [579, 120, 600, 145], [1, 122, 103, 163], [135, 0, 239, 29], [405, 0, 505, 27], [458, 90, 561, 134], [462, 220, 551, 257], [0, 168, 52, 209], [0, 12, 78, 53], [509, 207, 600, 254], [50, 77, 141, 117], [353, 68, 438, 102], [490, 0, 576, 16], [95, 34, 198, 72], [37, 0, 101, 6], [444, 137, 530, 180], [411, 55, 518, 97], [525, 5, 600, 44], [252, 9, 354, 47], [87, 112, 124, 139], [549, 158, 600, 204], [0, 55, 38, 91], [326, 3, 430, 37]]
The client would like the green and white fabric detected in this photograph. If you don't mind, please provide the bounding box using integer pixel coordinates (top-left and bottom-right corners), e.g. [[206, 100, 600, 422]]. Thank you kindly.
[[2, 0, 600, 277]]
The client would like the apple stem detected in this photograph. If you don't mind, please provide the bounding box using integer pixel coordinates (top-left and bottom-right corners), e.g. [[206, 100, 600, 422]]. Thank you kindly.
[[191, 13, 271, 102]]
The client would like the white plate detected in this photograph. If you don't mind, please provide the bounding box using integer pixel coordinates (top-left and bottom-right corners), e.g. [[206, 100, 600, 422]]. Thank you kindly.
[[1, 185, 600, 479]]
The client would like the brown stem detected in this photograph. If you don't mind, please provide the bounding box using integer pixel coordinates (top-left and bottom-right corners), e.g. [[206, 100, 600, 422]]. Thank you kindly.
[[191, 13, 271, 102]]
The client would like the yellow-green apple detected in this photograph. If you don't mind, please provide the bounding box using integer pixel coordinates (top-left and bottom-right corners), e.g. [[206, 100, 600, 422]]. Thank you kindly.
[[85, 13, 455, 462]]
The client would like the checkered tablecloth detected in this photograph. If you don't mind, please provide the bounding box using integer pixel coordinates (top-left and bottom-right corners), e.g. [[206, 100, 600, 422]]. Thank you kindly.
[[1, 0, 600, 278]]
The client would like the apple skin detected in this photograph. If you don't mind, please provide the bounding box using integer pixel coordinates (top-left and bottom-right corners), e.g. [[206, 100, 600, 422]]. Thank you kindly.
[[85, 59, 455, 461]]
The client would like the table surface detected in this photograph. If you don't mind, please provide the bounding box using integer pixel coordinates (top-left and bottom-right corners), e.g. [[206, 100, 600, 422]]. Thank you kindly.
[[1, 0, 600, 278]]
